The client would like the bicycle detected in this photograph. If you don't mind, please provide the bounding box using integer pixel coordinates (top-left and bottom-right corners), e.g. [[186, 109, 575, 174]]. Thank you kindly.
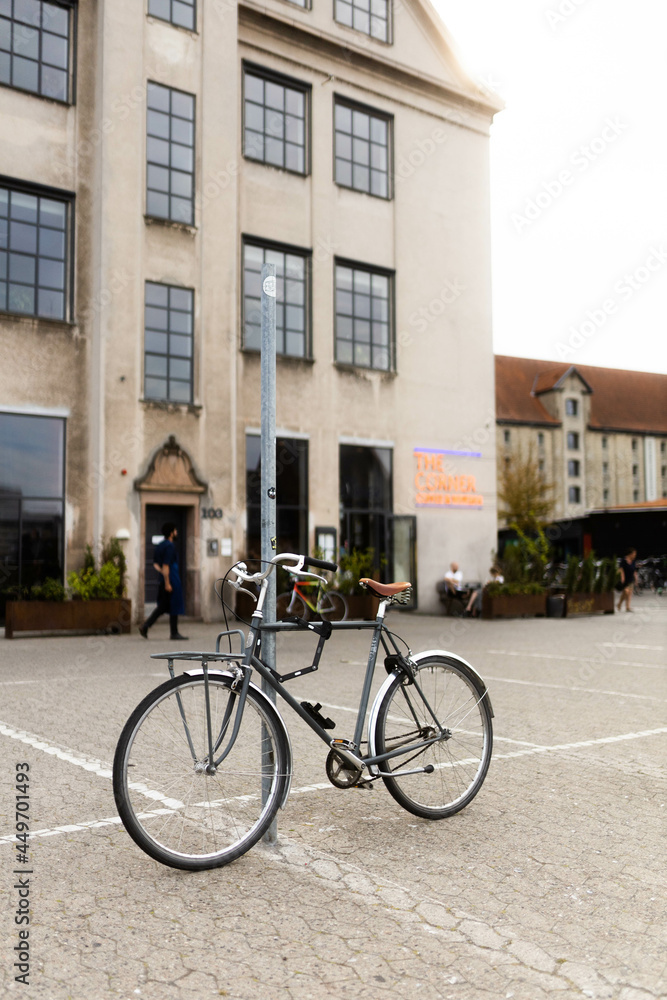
[[112, 552, 494, 871], [276, 575, 348, 621]]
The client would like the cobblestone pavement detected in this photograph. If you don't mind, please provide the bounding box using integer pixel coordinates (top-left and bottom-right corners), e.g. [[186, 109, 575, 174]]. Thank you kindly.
[[1, 595, 665, 1000]]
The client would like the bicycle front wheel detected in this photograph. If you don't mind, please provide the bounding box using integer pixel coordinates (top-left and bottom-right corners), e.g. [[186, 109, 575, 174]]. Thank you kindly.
[[113, 673, 290, 870], [276, 591, 309, 620], [374, 656, 492, 819], [318, 591, 348, 621]]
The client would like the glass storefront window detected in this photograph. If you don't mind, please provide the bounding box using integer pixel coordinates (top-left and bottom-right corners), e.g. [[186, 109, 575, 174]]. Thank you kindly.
[[0, 412, 65, 611], [245, 436, 308, 560], [339, 444, 392, 577]]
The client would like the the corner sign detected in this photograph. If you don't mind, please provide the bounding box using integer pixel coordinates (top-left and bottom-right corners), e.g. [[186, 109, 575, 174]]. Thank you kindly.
[[414, 448, 483, 509]]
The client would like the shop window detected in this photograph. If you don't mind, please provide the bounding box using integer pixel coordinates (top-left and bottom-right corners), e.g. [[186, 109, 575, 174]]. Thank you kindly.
[[146, 81, 195, 225], [245, 436, 308, 560], [242, 239, 310, 357], [148, 0, 195, 30], [243, 64, 309, 175], [339, 443, 392, 579], [334, 99, 391, 199], [334, 0, 390, 42], [0, 411, 65, 616], [144, 281, 193, 403], [335, 261, 392, 370], [0, 181, 71, 320], [0, 0, 74, 102]]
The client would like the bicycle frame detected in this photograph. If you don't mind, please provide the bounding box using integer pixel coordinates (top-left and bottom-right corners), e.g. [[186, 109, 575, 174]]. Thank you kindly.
[[235, 597, 450, 776]]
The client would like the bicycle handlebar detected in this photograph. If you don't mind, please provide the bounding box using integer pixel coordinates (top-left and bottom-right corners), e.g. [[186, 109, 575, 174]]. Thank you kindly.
[[303, 556, 338, 573]]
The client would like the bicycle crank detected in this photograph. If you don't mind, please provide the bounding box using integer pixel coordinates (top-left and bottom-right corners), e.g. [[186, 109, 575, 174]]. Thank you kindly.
[[325, 749, 363, 788]]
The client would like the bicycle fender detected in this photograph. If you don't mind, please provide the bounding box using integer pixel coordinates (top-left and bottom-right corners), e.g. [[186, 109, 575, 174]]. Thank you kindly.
[[410, 651, 494, 718], [366, 649, 494, 767], [183, 668, 294, 809]]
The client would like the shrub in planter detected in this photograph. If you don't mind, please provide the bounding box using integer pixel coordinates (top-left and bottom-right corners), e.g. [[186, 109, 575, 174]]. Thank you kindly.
[[68, 561, 121, 600]]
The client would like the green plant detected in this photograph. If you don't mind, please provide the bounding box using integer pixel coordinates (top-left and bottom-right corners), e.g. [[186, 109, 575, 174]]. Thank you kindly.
[[564, 555, 581, 595], [30, 577, 67, 602], [82, 544, 96, 574], [336, 548, 376, 596], [68, 561, 121, 601], [497, 524, 550, 594], [485, 581, 545, 597], [101, 536, 127, 597], [498, 445, 555, 532], [578, 553, 596, 594]]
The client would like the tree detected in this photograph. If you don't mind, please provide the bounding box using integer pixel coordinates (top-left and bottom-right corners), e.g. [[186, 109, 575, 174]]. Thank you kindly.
[[498, 445, 555, 533]]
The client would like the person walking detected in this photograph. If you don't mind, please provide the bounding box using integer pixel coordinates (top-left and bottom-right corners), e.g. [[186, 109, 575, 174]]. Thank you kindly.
[[139, 522, 188, 640], [617, 547, 638, 612]]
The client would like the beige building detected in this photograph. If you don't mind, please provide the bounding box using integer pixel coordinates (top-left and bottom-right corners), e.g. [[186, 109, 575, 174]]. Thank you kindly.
[[495, 357, 667, 548], [0, 0, 501, 621]]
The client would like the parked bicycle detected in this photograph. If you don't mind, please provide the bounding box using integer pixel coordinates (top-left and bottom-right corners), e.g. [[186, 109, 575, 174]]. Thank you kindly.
[[112, 553, 494, 871], [276, 575, 348, 621]]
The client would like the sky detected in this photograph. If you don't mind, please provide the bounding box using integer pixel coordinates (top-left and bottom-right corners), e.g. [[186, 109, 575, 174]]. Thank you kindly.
[[432, 0, 667, 375]]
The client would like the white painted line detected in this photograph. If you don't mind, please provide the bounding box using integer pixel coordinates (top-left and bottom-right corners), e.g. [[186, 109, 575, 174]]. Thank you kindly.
[[598, 642, 664, 651], [484, 675, 666, 702], [0, 719, 182, 810], [1, 727, 666, 847], [487, 649, 664, 669]]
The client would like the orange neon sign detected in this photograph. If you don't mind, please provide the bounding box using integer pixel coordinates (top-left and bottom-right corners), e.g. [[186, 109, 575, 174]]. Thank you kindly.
[[414, 449, 483, 509]]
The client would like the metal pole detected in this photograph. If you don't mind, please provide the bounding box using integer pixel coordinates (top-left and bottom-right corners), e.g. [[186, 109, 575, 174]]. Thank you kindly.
[[260, 263, 278, 844]]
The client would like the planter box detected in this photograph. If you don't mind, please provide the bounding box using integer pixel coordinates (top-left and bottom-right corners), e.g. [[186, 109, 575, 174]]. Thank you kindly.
[[482, 592, 547, 620], [566, 592, 614, 617], [345, 594, 380, 621], [5, 599, 132, 638]]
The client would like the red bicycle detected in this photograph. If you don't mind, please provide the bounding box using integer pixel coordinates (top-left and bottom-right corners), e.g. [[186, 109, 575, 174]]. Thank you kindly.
[[276, 577, 348, 621]]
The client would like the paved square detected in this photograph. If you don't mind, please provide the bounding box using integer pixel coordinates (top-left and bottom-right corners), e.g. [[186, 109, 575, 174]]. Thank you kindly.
[[1, 596, 665, 999]]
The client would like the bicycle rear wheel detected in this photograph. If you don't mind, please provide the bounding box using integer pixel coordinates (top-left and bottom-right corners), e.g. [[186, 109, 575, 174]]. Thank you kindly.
[[318, 591, 347, 621], [374, 656, 492, 819], [113, 673, 290, 870]]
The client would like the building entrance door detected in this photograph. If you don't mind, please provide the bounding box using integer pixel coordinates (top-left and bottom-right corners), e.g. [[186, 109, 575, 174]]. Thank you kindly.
[[144, 505, 187, 606]]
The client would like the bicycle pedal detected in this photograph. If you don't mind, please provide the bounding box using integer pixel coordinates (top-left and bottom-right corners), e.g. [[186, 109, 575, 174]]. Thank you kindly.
[[300, 701, 335, 730]]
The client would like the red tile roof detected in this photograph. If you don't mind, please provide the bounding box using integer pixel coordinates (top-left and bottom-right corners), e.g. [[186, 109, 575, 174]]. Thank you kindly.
[[496, 356, 667, 434]]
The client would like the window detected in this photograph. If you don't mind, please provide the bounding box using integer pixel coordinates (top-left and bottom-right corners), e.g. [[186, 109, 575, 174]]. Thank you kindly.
[[632, 464, 639, 481], [568, 486, 581, 503], [144, 281, 193, 403], [146, 82, 195, 225], [0, 0, 73, 102], [538, 459, 545, 474], [565, 398, 578, 416], [246, 436, 308, 560], [340, 444, 392, 579], [503, 429, 511, 444], [283, 0, 310, 6], [603, 488, 609, 503], [335, 261, 392, 370], [335, 0, 390, 42], [661, 441, 666, 453], [334, 100, 390, 199], [633, 489, 639, 502], [537, 432, 544, 448], [0, 412, 65, 618], [632, 438, 637, 450], [602, 462, 608, 476], [567, 432, 579, 450], [0, 182, 70, 319], [243, 66, 308, 175], [242, 240, 310, 357], [568, 460, 580, 477], [662, 466, 667, 478], [602, 436, 608, 449], [148, 0, 195, 30]]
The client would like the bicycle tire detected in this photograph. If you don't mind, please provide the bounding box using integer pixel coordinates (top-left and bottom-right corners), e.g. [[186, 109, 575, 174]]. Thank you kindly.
[[318, 591, 348, 622], [113, 673, 290, 870], [276, 591, 309, 620], [374, 656, 492, 819]]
